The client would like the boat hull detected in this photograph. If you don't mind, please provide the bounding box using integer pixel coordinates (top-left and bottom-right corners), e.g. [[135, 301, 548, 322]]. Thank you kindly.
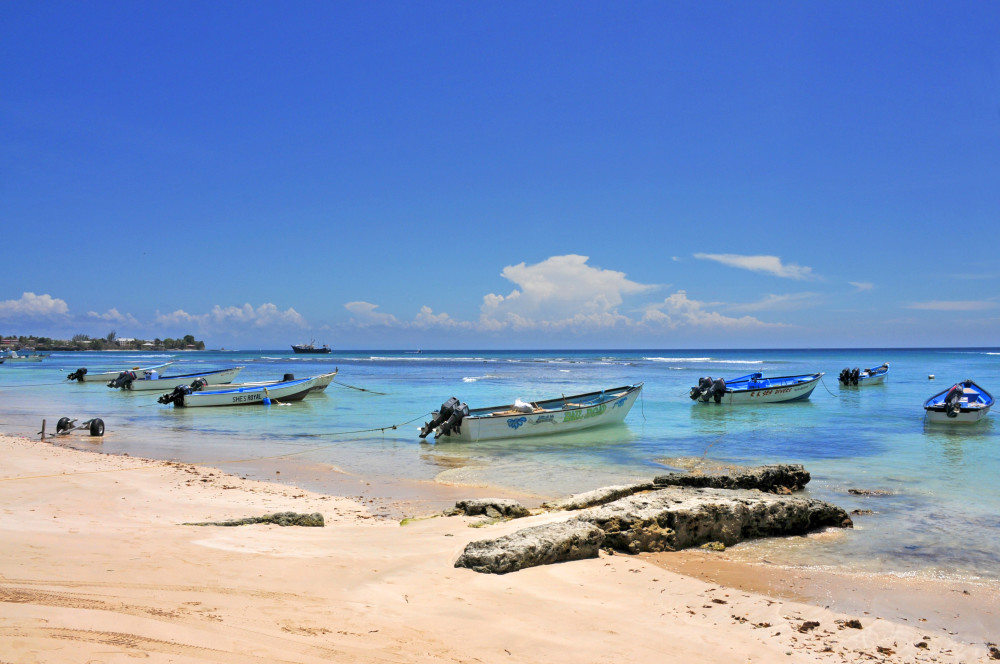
[[432, 384, 642, 442], [924, 405, 991, 424], [699, 373, 823, 405], [170, 376, 319, 407], [291, 345, 331, 354], [114, 366, 245, 391]]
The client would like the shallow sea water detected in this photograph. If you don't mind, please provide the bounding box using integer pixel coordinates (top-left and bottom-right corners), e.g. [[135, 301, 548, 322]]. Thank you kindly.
[[2, 347, 998, 582]]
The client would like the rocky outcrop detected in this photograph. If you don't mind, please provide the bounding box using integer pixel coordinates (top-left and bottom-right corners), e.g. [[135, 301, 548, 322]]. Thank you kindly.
[[452, 498, 530, 519], [653, 464, 810, 494], [455, 520, 605, 574], [456, 485, 852, 573], [541, 482, 655, 511], [581, 487, 850, 554], [183, 512, 325, 527]]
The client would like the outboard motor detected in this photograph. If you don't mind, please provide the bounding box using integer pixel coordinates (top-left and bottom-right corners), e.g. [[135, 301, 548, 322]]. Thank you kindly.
[[67, 367, 88, 382], [282, 373, 295, 382], [708, 377, 726, 403], [838, 368, 851, 385], [158, 384, 189, 406], [437, 402, 470, 437], [189, 377, 208, 391], [107, 370, 137, 389], [419, 397, 460, 438], [690, 376, 713, 400], [944, 383, 964, 418], [850, 368, 861, 385]]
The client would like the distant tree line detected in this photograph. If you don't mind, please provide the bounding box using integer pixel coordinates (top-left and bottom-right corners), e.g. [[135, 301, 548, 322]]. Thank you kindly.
[[2, 331, 206, 351]]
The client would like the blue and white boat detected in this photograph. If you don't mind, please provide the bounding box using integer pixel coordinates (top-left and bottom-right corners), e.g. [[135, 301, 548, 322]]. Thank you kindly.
[[157, 375, 320, 407], [838, 363, 889, 386], [107, 366, 245, 391], [690, 372, 823, 404], [923, 380, 993, 423], [419, 383, 643, 442]]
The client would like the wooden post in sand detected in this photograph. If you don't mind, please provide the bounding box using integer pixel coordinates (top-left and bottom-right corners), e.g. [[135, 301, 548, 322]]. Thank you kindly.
[[40, 419, 45, 441]]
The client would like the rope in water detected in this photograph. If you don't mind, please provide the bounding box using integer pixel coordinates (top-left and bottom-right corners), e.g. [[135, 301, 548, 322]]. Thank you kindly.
[[329, 380, 387, 395], [819, 375, 840, 398]]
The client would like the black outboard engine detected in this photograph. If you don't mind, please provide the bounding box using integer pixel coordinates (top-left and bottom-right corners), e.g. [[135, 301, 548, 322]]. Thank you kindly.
[[838, 368, 851, 385], [944, 383, 964, 418], [690, 376, 713, 400], [107, 370, 137, 389], [189, 377, 208, 392], [850, 368, 861, 385], [708, 377, 726, 403], [67, 367, 88, 381], [437, 402, 469, 437], [158, 384, 189, 406], [282, 373, 295, 381], [419, 397, 460, 438]]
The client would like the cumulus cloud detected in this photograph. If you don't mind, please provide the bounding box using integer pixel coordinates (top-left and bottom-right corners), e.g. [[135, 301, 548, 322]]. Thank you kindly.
[[87, 308, 139, 325], [693, 253, 816, 280], [345, 301, 399, 327], [906, 300, 997, 311], [155, 303, 307, 329], [0, 292, 69, 318], [478, 254, 655, 330], [642, 290, 778, 329]]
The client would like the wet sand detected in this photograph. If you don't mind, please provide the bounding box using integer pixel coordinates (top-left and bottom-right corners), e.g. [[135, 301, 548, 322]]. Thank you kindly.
[[1, 433, 996, 663]]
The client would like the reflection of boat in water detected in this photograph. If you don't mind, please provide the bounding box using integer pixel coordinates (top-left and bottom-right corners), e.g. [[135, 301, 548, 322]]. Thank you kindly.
[[924, 380, 993, 424], [838, 363, 889, 386], [291, 340, 332, 354], [419, 383, 643, 442], [689, 372, 823, 404]]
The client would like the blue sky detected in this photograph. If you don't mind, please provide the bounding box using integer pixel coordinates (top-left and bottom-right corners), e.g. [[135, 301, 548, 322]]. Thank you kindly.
[[2, 2, 998, 349]]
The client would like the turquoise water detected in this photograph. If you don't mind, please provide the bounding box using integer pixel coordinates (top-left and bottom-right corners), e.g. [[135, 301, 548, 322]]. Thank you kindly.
[[2, 348, 998, 581]]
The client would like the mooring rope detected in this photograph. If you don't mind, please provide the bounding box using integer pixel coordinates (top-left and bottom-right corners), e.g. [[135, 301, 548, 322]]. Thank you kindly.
[[819, 375, 840, 398], [329, 380, 387, 395]]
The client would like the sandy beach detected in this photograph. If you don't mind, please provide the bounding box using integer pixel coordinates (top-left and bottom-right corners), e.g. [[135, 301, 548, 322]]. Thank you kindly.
[[1, 432, 996, 663]]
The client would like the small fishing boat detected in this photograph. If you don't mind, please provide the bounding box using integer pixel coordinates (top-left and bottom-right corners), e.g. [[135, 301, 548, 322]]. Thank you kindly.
[[923, 380, 993, 423], [838, 363, 889, 386], [689, 372, 823, 404], [67, 362, 175, 383], [107, 366, 245, 390], [157, 375, 320, 407], [291, 340, 332, 354], [2, 349, 47, 362], [418, 383, 643, 442], [218, 370, 339, 393]]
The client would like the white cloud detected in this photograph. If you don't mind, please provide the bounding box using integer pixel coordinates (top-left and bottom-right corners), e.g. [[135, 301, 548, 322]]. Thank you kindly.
[[345, 301, 399, 327], [694, 253, 816, 280], [724, 293, 819, 313], [0, 292, 69, 318], [906, 300, 997, 311], [87, 308, 139, 325], [478, 254, 655, 330], [850, 281, 874, 292], [155, 303, 307, 329], [642, 290, 779, 329]]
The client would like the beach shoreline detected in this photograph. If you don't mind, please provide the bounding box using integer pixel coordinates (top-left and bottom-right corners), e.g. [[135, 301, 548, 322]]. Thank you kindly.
[[1, 433, 996, 663]]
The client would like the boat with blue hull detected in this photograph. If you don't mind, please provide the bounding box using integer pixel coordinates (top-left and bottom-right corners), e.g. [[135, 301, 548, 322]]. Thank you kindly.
[[690, 372, 823, 404], [839, 363, 889, 386], [924, 380, 993, 423]]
